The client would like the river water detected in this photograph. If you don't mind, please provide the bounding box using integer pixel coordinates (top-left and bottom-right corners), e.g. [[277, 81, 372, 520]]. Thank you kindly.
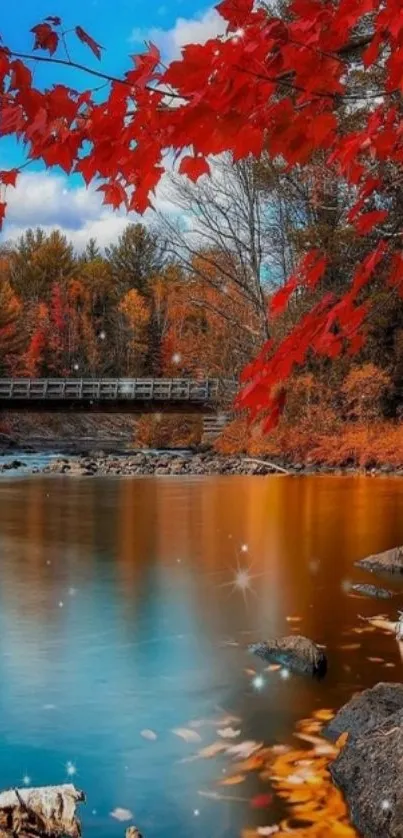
[[0, 474, 403, 837]]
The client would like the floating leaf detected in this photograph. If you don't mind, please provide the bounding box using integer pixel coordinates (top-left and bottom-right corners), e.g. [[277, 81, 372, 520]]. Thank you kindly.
[[227, 741, 263, 760], [110, 808, 133, 822], [266, 664, 282, 672], [140, 729, 157, 741], [172, 727, 202, 743], [198, 742, 228, 758], [217, 727, 241, 740], [314, 709, 334, 722], [251, 793, 273, 808], [219, 773, 246, 786], [335, 732, 349, 749]]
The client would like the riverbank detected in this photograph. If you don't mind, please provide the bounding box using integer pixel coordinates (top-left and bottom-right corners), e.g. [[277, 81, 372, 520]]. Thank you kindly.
[[1, 449, 403, 477]]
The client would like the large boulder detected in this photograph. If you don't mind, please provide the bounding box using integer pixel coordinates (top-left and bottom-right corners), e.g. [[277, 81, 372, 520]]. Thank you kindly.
[[324, 682, 403, 743], [328, 684, 403, 838], [355, 546, 403, 575], [248, 635, 327, 677]]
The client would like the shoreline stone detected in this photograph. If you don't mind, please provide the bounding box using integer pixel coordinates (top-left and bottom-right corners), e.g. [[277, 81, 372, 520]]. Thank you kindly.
[[249, 635, 328, 677], [355, 546, 403, 575], [350, 582, 394, 599], [326, 684, 403, 838]]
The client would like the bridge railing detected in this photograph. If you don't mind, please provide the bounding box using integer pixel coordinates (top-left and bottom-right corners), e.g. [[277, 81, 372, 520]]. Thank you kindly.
[[0, 378, 236, 402]]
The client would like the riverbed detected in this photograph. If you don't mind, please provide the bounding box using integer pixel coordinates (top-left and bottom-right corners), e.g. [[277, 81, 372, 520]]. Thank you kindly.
[[0, 474, 403, 837]]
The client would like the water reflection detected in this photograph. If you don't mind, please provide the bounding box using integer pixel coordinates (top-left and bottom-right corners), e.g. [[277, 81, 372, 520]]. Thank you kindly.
[[0, 475, 402, 836]]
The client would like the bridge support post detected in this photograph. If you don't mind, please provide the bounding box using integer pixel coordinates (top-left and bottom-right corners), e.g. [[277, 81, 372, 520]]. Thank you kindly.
[[202, 413, 230, 447]]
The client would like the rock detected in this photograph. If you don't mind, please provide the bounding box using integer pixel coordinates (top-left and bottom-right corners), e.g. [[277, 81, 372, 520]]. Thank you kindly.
[[355, 546, 403, 575], [351, 583, 394, 599], [328, 684, 403, 838], [2, 459, 24, 470], [324, 682, 403, 743], [126, 828, 143, 838], [248, 635, 327, 677]]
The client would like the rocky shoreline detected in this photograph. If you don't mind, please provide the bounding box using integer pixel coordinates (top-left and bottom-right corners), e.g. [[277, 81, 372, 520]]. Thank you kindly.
[[2, 449, 403, 477]]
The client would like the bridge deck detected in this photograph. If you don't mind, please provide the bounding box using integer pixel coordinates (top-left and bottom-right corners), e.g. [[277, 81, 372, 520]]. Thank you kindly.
[[0, 378, 237, 413]]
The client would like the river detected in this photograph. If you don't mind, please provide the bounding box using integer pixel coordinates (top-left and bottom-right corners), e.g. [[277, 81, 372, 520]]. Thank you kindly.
[[0, 474, 403, 837]]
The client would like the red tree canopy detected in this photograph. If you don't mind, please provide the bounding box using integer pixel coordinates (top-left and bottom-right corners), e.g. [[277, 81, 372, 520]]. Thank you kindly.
[[0, 0, 402, 428]]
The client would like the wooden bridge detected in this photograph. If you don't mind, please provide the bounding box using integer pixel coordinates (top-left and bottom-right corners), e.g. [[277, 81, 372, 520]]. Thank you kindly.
[[0, 378, 237, 414]]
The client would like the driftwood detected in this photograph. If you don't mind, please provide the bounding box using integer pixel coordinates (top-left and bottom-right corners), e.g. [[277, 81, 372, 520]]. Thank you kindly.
[[243, 457, 290, 475], [0, 785, 84, 838]]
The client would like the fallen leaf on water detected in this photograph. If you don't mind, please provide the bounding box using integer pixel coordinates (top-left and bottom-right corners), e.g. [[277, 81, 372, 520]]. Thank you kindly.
[[219, 773, 246, 786], [198, 742, 228, 758], [172, 727, 202, 743], [140, 729, 157, 741], [335, 732, 349, 749], [271, 744, 291, 755], [227, 741, 263, 760], [217, 727, 241, 739], [294, 733, 328, 748], [314, 709, 334, 722], [286, 773, 305, 785], [358, 616, 394, 633], [110, 809, 133, 822], [367, 656, 384, 663], [235, 755, 265, 773], [266, 664, 282, 672], [314, 743, 337, 756], [245, 668, 256, 676], [198, 790, 221, 800], [339, 643, 361, 651], [251, 793, 273, 808]]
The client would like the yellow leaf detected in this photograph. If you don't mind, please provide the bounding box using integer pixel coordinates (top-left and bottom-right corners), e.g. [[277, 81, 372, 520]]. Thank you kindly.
[[335, 732, 349, 749], [219, 774, 246, 786]]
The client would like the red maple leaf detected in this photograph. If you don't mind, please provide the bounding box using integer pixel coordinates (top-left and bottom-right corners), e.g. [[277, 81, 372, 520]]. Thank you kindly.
[[354, 210, 388, 235], [179, 155, 210, 182], [0, 202, 7, 229], [97, 181, 128, 209], [9, 59, 32, 91], [0, 169, 18, 187], [31, 23, 59, 56], [75, 26, 103, 60]]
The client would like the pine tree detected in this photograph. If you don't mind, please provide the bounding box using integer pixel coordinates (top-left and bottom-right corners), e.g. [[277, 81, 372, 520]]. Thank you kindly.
[[9, 229, 77, 302], [105, 224, 165, 296]]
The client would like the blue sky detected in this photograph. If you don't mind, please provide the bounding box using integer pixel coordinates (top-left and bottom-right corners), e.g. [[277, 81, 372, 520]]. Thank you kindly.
[[1, 1, 224, 249]]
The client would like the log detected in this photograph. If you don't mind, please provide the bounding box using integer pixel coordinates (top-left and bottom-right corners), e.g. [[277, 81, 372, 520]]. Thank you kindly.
[[0, 785, 85, 838], [243, 457, 290, 475]]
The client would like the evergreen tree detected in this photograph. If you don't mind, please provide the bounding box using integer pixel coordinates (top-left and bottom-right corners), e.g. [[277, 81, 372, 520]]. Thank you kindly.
[[105, 223, 165, 296], [9, 229, 77, 302]]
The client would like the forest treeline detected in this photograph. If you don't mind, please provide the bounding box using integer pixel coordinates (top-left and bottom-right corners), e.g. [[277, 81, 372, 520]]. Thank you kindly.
[[1, 153, 403, 465]]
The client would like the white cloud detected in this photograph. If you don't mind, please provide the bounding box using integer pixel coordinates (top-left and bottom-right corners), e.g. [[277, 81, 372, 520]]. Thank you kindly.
[[130, 7, 226, 60], [0, 169, 186, 251]]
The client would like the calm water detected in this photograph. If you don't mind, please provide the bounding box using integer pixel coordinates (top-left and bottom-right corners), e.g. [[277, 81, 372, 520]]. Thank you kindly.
[[0, 474, 403, 837]]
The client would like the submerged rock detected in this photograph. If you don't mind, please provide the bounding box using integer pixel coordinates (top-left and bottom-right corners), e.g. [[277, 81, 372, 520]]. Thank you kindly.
[[351, 582, 393, 599], [327, 683, 403, 838], [248, 635, 327, 677], [355, 545, 403, 575]]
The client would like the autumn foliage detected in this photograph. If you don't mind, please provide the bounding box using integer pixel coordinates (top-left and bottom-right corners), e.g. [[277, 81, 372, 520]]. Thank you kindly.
[[0, 0, 402, 428]]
